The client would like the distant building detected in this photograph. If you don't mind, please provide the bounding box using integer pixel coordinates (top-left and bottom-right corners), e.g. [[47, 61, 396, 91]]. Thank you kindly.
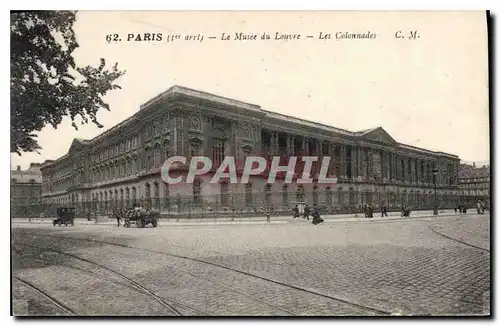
[[11, 163, 43, 218], [459, 162, 490, 201]]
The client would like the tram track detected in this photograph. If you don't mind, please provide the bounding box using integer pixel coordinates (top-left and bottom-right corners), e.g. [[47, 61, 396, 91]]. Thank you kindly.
[[13, 241, 206, 316], [14, 276, 77, 316], [29, 233, 391, 316], [428, 225, 489, 253]]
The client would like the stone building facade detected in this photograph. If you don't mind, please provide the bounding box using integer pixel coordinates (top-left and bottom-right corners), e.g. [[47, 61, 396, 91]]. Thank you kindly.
[[459, 163, 490, 204], [40, 86, 461, 215], [11, 163, 43, 218]]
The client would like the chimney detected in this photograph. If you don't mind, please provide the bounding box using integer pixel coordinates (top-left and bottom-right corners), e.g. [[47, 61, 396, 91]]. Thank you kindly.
[[16, 165, 21, 171], [473, 162, 476, 168]]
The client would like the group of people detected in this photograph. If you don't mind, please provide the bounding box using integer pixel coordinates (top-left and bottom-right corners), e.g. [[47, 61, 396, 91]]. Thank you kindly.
[[476, 201, 487, 215], [112, 202, 147, 227], [292, 204, 324, 225], [454, 204, 468, 214]]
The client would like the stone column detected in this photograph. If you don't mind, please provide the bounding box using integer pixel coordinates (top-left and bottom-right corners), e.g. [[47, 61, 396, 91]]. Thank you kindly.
[[270, 131, 278, 155], [384, 151, 390, 181], [359, 148, 365, 179], [301, 137, 307, 156], [287, 135, 293, 157], [317, 141, 323, 177], [410, 159, 414, 184], [340, 144, 347, 179], [378, 150, 384, 181], [367, 149, 373, 180], [351, 146, 357, 179], [329, 141, 335, 176], [392, 153, 397, 181], [394, 155, 399, 181]]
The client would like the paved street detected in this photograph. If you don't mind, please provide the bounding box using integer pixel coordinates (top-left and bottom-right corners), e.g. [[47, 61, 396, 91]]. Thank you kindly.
[[12, 212, 490, 316]]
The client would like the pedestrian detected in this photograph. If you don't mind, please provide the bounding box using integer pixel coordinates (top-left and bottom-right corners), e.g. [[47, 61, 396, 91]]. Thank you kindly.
[[292, 205, 299, 218], [368, 204, 374, 218], [114, 207, 122, 227], [303, 204, 310, 220], [381, 204, 388, 217], [312, 205, 324, 225], [266, 207, 271, 223]]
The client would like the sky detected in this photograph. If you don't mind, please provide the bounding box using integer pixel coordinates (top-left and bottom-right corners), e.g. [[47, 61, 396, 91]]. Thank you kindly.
[[10, 11, 490, 170]]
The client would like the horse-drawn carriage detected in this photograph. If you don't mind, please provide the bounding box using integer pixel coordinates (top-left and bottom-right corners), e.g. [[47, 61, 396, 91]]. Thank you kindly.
[[116, 207, 159, 228], [53, 207, 75, 227]]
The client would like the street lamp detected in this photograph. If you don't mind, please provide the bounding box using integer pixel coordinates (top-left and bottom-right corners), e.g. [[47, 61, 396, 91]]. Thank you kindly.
[[432, 168, 439, 215]]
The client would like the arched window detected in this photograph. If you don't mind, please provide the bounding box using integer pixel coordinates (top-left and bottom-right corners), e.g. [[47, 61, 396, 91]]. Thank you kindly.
[[245, 183, 253, 206], [193, 179, 201, 204], [325, 186, 333, 205], [349, 187, 355, 206], [212, 128, 226, 169], [366, 191, 373, 205], [163, 182, 170, 208], [154, 144, 161, 167], [221, 182, 229, 206], [282, 184, 289, 206], [312, 184, 318, 206], [163, 140, 170, 161], [145, 183, 151, 199], [265, 184, 272, 206], [154, 182, 159, 199], [131, 187, 137, 202], [296, 185, 304, 201]]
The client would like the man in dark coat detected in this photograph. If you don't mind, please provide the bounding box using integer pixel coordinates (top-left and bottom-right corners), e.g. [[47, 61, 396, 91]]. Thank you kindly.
[[381, 204, 388, 217], [292, 205, 300, 218], [312, 205, 324, 225], [113, 207, 122, 227], [303, 204, 310, 220], [367, 204, 374, 218]]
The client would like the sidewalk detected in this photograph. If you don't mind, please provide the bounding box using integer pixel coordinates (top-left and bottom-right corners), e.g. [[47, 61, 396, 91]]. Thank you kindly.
[[12, 209, 462, 227]]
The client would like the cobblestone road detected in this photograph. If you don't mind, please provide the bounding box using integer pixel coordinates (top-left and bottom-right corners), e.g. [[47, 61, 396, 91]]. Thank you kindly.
[[12, 213, 490, 316]]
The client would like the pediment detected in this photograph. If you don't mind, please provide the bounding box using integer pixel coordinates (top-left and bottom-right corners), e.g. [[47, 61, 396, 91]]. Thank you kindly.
[[358, 127, 397, 145], [68, 139, 86, 154]]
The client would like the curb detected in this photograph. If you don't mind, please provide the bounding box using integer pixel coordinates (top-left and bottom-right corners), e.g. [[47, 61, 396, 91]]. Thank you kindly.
[[12, 212, 472, 228]]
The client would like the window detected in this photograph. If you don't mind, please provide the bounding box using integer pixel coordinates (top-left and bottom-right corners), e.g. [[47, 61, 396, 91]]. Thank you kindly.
[[282, 184, 289, 206], [221, 183, 229, 206], [265, 184, 272, 206], [245, 183, 253, 206], [163, 183, 170, 207], [326, 187, 333, 205], [312, 185, 318, 206], [193, 179, 201, 204], [154, 146, 161, 167], [296, 185, 304, 201], [212, 128, 226, 169], [154, 182, 159, 200]]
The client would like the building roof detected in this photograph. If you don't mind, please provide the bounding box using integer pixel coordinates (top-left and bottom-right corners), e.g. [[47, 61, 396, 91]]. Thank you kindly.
[[11, 164, 42, 183], [42, 85, 460, 166], [459, 163, 490, 179]]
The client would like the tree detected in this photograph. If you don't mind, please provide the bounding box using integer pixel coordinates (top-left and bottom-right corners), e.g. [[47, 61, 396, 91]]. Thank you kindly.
[[10, 11, 126, 155]]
